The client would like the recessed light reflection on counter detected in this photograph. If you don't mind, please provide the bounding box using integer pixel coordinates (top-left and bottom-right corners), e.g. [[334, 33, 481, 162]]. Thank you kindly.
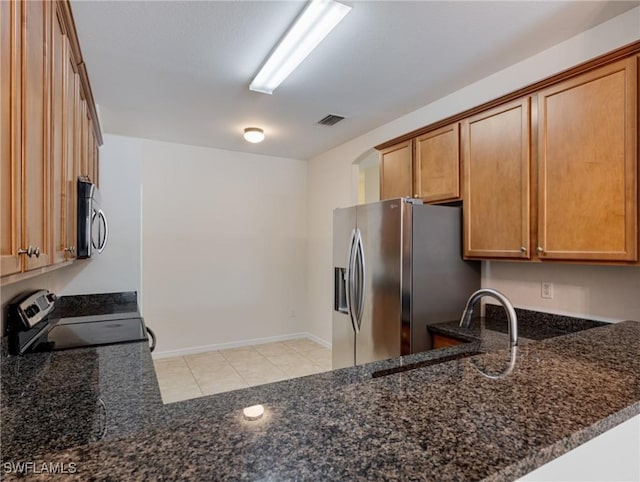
[[243, 404, 265, 421]]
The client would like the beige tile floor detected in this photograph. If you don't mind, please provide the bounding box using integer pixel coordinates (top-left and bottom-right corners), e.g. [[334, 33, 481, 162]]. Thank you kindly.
[[153, 338, 332, 404]]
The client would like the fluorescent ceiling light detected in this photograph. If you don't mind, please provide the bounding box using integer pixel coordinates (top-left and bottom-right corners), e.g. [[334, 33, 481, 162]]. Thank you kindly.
[[250, 0, 352, 95]]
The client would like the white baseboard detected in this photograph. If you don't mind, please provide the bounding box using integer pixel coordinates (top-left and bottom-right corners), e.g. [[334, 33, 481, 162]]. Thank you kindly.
[[304, 332, 332, 349], [152, 332, 332, 360]]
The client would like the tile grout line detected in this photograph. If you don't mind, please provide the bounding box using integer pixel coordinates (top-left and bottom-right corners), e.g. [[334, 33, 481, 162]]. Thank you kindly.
[[185, 353, 248, 393], [157, 338, 331, 399], [183, 355, 207, 395], [228, 353, 287, 387], [221, 346, 270, 387], [181, 356, 204, 397]]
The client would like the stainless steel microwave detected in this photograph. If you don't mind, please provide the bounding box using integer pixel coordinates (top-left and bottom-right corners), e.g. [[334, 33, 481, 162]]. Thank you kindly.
[[77, 177, 108, 258]]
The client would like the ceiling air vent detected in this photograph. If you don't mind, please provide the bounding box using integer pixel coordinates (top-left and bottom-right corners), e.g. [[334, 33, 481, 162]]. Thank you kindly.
[[317, 114, 345, 126]]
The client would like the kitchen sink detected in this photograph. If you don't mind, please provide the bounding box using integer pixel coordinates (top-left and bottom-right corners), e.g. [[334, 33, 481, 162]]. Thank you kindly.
[[371, 350, 483, 378]]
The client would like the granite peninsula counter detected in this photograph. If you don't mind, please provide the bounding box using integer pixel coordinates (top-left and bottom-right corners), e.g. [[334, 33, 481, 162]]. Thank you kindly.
[[2, 315, 639, 481]]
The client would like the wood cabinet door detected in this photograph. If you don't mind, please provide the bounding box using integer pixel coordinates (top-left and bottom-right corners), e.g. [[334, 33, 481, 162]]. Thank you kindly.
[[1, 0, 23, 276], [462, 98, 531, 259], [537, 58, 637, 261], [93, 143, 99, 187], [414, 123, 460, 203], [50, 6, 66, 264], [79, 97, 88, 177], [379, 140, 413, 200], [22, 0, 51, 270], [87, 115, 95, 182], [64, 38, 79, 259]]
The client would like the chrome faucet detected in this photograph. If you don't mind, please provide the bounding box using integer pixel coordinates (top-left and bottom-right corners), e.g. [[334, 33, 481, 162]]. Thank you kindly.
[[460, 288, 518, 347]]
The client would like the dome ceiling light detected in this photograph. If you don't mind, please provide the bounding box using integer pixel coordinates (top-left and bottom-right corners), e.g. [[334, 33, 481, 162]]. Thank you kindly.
[[243, 127, 265, 143]]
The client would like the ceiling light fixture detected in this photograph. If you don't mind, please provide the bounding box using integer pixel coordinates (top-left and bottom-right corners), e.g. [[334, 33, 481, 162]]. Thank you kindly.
[[249, 0, 352, 95], [244, 127, 265, 143]]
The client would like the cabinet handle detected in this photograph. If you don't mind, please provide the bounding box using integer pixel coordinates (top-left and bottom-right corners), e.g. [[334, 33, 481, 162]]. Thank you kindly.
[[18, 246, 33, 257], [536, 246, 544, 254], [520, 246, 527, 253], [33, 246, 41, 258]]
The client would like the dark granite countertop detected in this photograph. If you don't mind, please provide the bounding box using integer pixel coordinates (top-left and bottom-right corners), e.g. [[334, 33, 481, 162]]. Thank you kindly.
[[428, 304, 609, 344], [1, 305, 638, 481]]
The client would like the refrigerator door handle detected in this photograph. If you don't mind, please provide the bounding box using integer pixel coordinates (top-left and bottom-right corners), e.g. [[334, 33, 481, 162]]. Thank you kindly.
[[346, 229, 359, 333], [356, 229, 366, 330]]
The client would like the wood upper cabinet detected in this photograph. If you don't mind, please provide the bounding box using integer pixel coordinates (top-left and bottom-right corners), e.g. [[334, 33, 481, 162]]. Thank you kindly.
[[379, 127, 462, 203], [2, 0, 100, 283], [64, 35, 79, 259], [414, 123, 461, 202], [536, 57, 638, 261], [1, 0, 22, 276], [376, 44, 639, 265], [51, 5, 66, 265], [462, 97, 531, 259], [79, 96, 88, 177], [22, 0, 52, 270], [379, 140, 413, 200]]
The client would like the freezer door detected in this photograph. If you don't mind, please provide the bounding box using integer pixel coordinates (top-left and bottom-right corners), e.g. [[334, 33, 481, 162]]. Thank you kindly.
[[355, 199, 402, 365], [332, 207, 357, 369], [409, 204, 481, 353]]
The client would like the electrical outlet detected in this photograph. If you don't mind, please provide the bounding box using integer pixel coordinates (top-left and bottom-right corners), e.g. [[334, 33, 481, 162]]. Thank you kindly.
[[541, 282, 554, 299]]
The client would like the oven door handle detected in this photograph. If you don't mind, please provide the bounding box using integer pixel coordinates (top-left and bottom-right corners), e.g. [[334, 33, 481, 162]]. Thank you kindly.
[[146, 326, 156, 352]]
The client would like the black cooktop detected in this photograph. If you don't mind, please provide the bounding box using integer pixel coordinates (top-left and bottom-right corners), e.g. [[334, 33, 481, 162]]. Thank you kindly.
[[6, 290, 150, 355], [32, 313, 148, 352]]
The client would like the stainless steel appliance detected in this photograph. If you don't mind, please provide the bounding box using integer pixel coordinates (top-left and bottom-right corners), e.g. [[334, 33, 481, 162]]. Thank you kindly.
[[77, 177, 108, 259], [6, 290, 153, 355], [332, 198, 480, 369]]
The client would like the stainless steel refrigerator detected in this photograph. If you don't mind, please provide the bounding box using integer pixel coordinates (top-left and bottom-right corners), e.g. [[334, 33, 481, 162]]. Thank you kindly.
[[332, 198, 480, 369]]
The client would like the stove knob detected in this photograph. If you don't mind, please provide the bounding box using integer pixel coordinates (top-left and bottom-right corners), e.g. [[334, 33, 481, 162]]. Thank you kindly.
[[46, 293, 58, 303], [31, 304, 40, 314], [24, 306, 35, 318]]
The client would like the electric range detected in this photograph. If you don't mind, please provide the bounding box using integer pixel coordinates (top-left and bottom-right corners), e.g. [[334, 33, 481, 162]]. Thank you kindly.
[[6, 290, 153, 355]]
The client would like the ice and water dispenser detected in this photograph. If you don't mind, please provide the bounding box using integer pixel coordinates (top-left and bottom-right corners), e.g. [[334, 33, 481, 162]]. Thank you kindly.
[[334, 268, 348, 314]]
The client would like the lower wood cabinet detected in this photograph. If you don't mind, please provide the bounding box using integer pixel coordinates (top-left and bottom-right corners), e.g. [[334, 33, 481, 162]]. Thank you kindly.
[[462, 97, 531, 259], [432, 334, 464, 349]]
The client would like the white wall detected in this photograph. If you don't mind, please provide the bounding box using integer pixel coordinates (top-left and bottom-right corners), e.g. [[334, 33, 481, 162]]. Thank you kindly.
[[483, 262, 640, 322], [306, 7, 640, 342], [59, 134, 142, 298], [140, 139, 308, 354], [358, 150, 380, 205]]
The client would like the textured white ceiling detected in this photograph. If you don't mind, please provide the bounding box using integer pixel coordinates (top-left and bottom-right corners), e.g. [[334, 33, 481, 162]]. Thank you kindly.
[[71, 1, 639, 160]]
